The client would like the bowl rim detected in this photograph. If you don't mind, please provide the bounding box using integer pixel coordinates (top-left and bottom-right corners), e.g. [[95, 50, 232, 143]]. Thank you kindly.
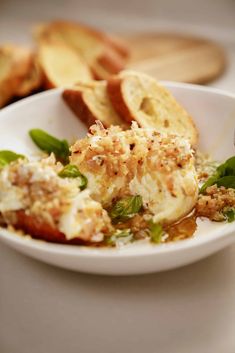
[[0, 222, 234, 259], [0, 82, 235, 259]]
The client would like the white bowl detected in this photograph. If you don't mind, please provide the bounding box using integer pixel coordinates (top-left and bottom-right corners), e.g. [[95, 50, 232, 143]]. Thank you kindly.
[[0, 83, 235, 275]]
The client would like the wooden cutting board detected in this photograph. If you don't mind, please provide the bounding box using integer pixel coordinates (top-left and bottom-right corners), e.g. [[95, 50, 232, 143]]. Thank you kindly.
[[120, 33, 226, 84]]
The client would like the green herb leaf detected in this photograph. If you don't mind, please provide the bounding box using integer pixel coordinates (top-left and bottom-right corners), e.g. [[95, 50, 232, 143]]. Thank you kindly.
[[149, 221, 164, 244], [217, 156, 235, 177], [223, 208, 235, 223], [58, 164, 88, 190], [215, 176, 235, 189], [109, 195, 143, 222], [0, 150, 25, 169], [200, 156, 235, 193], [106, 229, 133, 246], [29, 129, 70, 164]]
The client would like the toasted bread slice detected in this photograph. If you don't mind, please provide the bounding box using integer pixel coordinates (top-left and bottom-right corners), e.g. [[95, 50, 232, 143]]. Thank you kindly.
[[34, 21, 129, 79], [63, 80, 129, 129], [0, 44, 32, 107], [37, 40, 93, 88], [107, 70, 198, 145], [15, 56, 43, 97]]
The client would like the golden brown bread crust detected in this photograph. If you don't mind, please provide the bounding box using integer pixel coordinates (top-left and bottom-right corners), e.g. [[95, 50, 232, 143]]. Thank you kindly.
[[92, 54, 126, 79], [107, 76, 134, 122], [96, 47, 127, 75], [14, 211, 85, 245], [63, 81, 129, 129], [63, 89, 98, 127], [104, 35, 129, 59], [0, 78, 17, 108], [42, 70, 56, 90]]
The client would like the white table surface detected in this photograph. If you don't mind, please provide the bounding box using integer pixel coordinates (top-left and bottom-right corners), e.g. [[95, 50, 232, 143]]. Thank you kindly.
[[0, 1, 235, 352]]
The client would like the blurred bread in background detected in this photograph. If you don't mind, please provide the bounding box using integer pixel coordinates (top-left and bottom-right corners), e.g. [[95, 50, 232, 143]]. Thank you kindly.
[[0, 19, 226, 108], [34, 20, 129, 80], [0, 45, 40, 107]]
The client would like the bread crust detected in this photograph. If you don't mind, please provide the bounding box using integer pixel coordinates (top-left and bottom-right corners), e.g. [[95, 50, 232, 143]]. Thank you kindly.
[[63, 89, 98, 127], [104, 35, 129, 59], [97, 47, 127, 74], [63, 81, 129, 128], [107, 76, 134, 122]]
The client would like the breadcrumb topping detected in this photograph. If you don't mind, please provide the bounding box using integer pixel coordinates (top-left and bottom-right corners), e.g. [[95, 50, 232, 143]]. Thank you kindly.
[[72, 121, 192, 177], [196, 185, 235, 221]]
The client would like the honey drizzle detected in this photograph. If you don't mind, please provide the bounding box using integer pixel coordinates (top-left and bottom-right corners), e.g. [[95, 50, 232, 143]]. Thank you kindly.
[[165, 212, 197, 242]]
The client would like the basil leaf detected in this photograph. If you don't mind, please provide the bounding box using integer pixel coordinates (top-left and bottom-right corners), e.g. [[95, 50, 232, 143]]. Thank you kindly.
[[106, 229, 133, 246], [149, 221, 163, 244], [216, 176, 235, 189], [223, 208, 235, 223], [200, 155, 235, 193], [109, 195, 143, 222], [29, 129, 70, 164], [0, 150, 25, 169], [58, 164, 88, 190], [217, 156, 235, 177]]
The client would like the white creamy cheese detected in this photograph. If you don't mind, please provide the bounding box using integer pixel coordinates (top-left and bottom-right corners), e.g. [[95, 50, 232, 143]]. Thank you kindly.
[[59, 189, 90, 240], [0, 168, 24, 211]]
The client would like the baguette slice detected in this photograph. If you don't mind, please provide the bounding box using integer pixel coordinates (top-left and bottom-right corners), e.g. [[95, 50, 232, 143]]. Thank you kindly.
[[37, 40, 93, 88], [34, 21, 129, 79], [107, 70, 198, 145], [0, 44, 32, 107], [63, 80, 129, 129]]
